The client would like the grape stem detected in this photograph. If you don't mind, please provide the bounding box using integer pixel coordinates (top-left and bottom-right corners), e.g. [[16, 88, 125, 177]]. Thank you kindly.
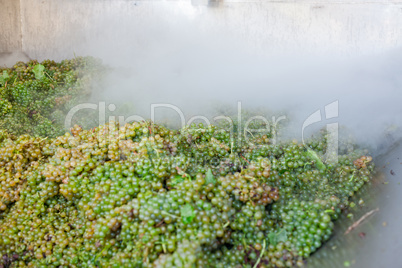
[[344, 208, 379, 235], [240, 154, 251, 165], [244, 175, 255, 180], [151, 145, 160, 158], [44, 71, 56, 82], [95, 244, 111, 261], [34, 137, 48, 144], [162, 235, 167, 253], [246, 129, 256, 139], [194, 140, 200, 149], [349, 169, 357, 182], [253, 239, 266, 268], [161, 211, 179, 219]]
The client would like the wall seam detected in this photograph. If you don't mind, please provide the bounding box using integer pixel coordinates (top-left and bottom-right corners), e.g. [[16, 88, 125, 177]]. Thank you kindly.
[[19, 0, 24, 53]]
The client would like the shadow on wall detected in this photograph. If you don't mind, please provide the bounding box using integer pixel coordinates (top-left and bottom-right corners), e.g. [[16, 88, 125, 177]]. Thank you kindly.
[[0, 52, 31, 68]]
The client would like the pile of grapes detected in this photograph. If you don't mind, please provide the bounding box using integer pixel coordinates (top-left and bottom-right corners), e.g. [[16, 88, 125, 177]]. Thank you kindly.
[[0, 57, 103, 138], [0, 111, 374, 267]]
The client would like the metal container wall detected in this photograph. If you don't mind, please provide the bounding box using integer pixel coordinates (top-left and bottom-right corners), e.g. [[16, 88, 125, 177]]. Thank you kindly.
[[1, 0, 402, 59]]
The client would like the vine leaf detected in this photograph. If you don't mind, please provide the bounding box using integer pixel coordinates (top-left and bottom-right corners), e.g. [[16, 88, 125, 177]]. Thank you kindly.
[[181, 204, 196, 224], [268, 229, 288, 246], [33, 64, 45, 80], [205, 168, 216, 185], [0, 70, 10, 86], [170, 175, 185, 187]]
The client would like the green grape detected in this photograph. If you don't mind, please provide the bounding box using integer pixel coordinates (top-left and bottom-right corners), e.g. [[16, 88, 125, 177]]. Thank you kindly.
[[0, 59, 376, 267]]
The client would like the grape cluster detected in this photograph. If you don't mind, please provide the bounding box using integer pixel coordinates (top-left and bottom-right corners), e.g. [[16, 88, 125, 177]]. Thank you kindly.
[[0, 98, 12, 116], [0, 116, 375, 268], [0, 57, 104, 138], [0, 56, 376, 268]]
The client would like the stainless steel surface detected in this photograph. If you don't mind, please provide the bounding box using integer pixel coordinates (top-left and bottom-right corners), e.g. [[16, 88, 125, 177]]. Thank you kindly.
[[308, 140, 402, 268], [1, 0, 402, 59], [0, 0, 22, 53]]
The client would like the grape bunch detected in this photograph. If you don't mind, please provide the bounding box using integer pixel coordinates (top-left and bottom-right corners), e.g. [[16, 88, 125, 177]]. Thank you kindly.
[[0, 57, 104, 138], [0, 98, 12, 116], [0, 55, 376, 268], [0, 116, 375, 268]]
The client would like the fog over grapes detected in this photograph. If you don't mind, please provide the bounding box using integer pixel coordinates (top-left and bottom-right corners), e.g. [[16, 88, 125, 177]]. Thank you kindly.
[[34, 3, 402, 154]]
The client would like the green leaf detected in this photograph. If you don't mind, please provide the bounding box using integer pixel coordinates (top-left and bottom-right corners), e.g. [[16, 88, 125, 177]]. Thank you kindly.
[[267, 232, 277, 246], [268, 229, 288, 246], [0, 70, 10, 86], [2, 70, 9, 79], [205, 168, 216, 185], [170, 175, 185, 187], [33, 64, 45, 80], [306, 148, 326, 170], [181, 204, 196, 224], [277, 229, 288, 243]]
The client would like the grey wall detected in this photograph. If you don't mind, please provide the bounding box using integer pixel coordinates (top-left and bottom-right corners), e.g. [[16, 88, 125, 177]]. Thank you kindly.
[[1, 0, 402, 60], [0, 0, 22, 53]]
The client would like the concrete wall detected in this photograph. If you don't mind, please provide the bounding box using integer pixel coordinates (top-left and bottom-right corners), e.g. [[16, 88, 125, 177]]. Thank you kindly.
[[0, 0, 22, 53], [2, 0, 402, 60]]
